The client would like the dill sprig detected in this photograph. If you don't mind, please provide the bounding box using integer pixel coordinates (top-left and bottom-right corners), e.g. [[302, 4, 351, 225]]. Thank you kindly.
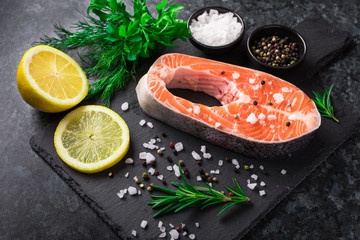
[[148, 164, 250, 218], [312, 84, 339, 122], [38, 0, 190, 106]]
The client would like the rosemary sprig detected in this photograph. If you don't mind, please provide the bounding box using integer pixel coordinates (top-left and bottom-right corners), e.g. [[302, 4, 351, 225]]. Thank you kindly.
[[38, 0, 190, 106], [147, 164, 250, 218], [312, 84, 339, 122]]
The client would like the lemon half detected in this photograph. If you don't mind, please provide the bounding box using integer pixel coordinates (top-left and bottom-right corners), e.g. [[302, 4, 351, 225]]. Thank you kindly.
[[54, 105, 130, 173], [17, 45, 88, 113]]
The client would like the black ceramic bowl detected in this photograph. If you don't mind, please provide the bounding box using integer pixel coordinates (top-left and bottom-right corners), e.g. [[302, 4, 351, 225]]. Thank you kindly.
[[247, 25, 307, 70], [187, 6, 245, 54]]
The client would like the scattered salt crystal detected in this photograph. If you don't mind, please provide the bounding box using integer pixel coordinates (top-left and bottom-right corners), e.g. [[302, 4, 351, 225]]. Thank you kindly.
[[173, 164, 181, 177], [193, 105, 200, 114], [121, 102, 129, 111], [139, 119, 146, 126], [191, 151, 201, 160], [210, 170, 215, 174], [196, 176, 202, 181], [189, 9, 242, 47], [158, 221, 163, 228], [149, 139, 156, 144], [124, 189, 127, 194], [267, 114, 277, 120], [246, 113, 258, 124], [235, 165, 240, 169], [273, 93, 284, 104], [117, 191, 125, 199], [140, 220, 148, 229], [148, 168, 156, 175], [169, 229, 179, 239], [167, 166, 173, 171], [187, 108, 193, 112], [247, 183, 257, 190], [147, 122, 154, 128], [215, 169, 220, 174], [169, 223, 174, 228], [281, 169, 287, 175], [160, 226, 166, 232], [200, 145, 206, 153], [282, 87, 291, 92], [157, 175, 164, 180], [157, 138, 162, 143], [259, 190, 266, 196], [260, 181, 266, 187], [247, 179, 250, 184], [195, 222, 200, 228], [249, 78, 255, 84], [159, 232, 166, 238], [182, 232, 187, 236], [133, 176, 138, 180], [259, 165, 264, 170], [231, 159, 239, 166], [132, 230, 137, 237], [160, 147, 165, 151], [218, 160, 223, 166], [215, 122, 221, 128], [125, 172, 129, 178], [251, 174, 258, 181], [252, 84, 260, 90], [203, 152, 211, 159], [249, 164, 254, 169], [145, 152, 155, 164], [139, 152, 147, 159], [209, 182, 213, 187], [189, 233, 196, 239], [138, 190, 142, 195], [289, 114, 296, 120], [258, 113, 266, 120], [128, 186, 137, 195], [174, 142, 184, 152], [232, 71, 240, 79], [125, 158, 133, 164]]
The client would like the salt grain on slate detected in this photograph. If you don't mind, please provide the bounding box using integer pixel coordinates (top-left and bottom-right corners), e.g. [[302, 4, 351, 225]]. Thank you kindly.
[[174, 142, 184, 152], [203, 152, 211, 159], [196, 176, 202, 181], [251, 174, 258, 181], [250, 164, 254, 169], [166, 166, 173, 171], [125, 172, 129, 178], [182, 232, 187, 236], [173, 164, 181, 177], [218, 160, 223, 166], [259, 190, 266, 196], [169, 223, 174, 228], [215, 169, 220, 174], [260, 181, 266, 187], [147, 122, 154, 128], [232, 159, 239, 166], [121, 102, 129, 111], [191, 151, 201, 160], [128, 186, 138, 195], [139, 152, 147, 159], [169, 229, 179, 239], [125, 158, 133, 164], [132, 230, 137, 237], [117, 191, 124, 199], [157, 175, 164, 180], [195, 222, 200, 228], [148, 168, 156, 175], [160, 226, 166, 232], [200, 145, 206, 153], [138, 190, 142, 195], [158, 221, 163, 228], [145, 152, 155, 164], [139, 119, 146, 126], [140, 220, 148, 228], [281, 169, 287, 175], [247, 183, 257, 190], [159, 232, 166, 238], [189, 233, 196, 239], [259, 165, 264, 170]]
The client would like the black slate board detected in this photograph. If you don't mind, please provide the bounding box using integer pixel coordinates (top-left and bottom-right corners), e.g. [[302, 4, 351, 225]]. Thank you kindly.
[[30, 15, 356, 240]]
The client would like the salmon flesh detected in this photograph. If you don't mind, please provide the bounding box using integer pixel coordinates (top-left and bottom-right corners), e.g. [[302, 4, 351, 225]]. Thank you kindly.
[[136, 54, 321, 159]]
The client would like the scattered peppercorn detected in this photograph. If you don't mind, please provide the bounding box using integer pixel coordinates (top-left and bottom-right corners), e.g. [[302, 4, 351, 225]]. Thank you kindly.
[[147, 186, 152, 191], [225, 157, 231, 162], [154, 135, 159, 139], [251, 36, 300, 67], [208, 176, 213, 183], [262, 169, 269, 175], [196, 160, 202, 165], [204, 172, 209, 177], [234, 114, 239, 119], [270, 92, 273, 95], [234, 168, 239, 173], [213, 177, 218, 182], [253, 100, 258, 106], [108, 172, 113, 177], [161, 179, 167, 185], [261, 80, 266, 85], [244, 165, 249, 170], [169, 142, 175, 148], [179, 160, 184, 166], [161, 132, 167, 137], [172, 149, 178, 155], [221, 71, 225, 75], [268, 101, 273, 106], [150, 160, 156, 167], [154, 170, 160, 176], [142, 172, 149, 180], [199, 168, 205, 175], [135, 178, 140, 184], [139, 183, 145, 189], [287, 103, 292, 107], [157, 149, 163, 155], [142, 160, 147, 166], [166, 156, 172, 162], [182, 225, 188, 232], [286, 122, 291, 127]]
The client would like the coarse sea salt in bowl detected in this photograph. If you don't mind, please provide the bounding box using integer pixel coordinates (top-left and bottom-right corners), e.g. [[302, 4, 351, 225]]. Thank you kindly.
[[187, 6, 245, 54]]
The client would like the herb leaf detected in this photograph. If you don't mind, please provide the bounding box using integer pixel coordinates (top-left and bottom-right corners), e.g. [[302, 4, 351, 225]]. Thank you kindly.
[[312, 84, 339, 122], [147, 164, 250, 218], [38, 0, 190, 106]]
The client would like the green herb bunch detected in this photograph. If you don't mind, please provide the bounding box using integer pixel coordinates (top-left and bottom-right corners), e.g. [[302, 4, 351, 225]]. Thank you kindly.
[[148, 164, 250, 218], [312, 84, 339, 122], [39, 0, 190, 106]]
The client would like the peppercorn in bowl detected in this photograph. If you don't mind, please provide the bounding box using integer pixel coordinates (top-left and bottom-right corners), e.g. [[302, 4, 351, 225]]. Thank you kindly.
[[187, 6, 245, 54], [247, 25, 306, 70]]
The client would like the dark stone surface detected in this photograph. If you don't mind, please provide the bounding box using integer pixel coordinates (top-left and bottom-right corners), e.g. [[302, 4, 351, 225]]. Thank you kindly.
[[0, 0, 359, 240]]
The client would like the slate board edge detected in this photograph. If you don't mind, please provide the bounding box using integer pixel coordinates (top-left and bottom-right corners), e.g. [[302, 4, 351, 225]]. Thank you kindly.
[[29, 136, 128, 240], [30, 126, 356, 240]]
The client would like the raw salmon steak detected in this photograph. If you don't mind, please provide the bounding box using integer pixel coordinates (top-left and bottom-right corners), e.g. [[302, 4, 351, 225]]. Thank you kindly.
[[136, 54, 321, 158]]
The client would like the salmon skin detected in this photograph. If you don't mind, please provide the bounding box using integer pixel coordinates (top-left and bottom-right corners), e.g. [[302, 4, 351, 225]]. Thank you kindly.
[[136, 53, 321, 159]]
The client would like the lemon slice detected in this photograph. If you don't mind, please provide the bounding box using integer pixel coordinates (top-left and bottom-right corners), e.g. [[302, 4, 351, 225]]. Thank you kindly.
[[54, 105, 130, 173], [17, 45, 88, 113]]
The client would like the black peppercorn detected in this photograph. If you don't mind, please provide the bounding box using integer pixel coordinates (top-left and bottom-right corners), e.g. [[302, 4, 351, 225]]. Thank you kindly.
[[150, 160, 156, 167], [199, 168, 205, 175], [253, 101, 258, 106], [142, 160, 147, 166], [286, 122, 291, 127], [261, 80, 266, 85], [166, 156, 172, 162], [196, 160, 202, 165], [161, 132, 167, 137]]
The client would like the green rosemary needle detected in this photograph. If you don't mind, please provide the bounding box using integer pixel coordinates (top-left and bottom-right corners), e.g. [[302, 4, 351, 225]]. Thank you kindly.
[[312, 84, 339, 123], [147, 164, 250, 218]]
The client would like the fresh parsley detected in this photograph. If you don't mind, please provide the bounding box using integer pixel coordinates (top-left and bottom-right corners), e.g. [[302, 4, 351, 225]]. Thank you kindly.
[[39, 0, 190, 106]]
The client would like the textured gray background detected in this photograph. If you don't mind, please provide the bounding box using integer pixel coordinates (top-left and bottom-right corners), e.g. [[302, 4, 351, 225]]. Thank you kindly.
[[1, 0, 359, 239]]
